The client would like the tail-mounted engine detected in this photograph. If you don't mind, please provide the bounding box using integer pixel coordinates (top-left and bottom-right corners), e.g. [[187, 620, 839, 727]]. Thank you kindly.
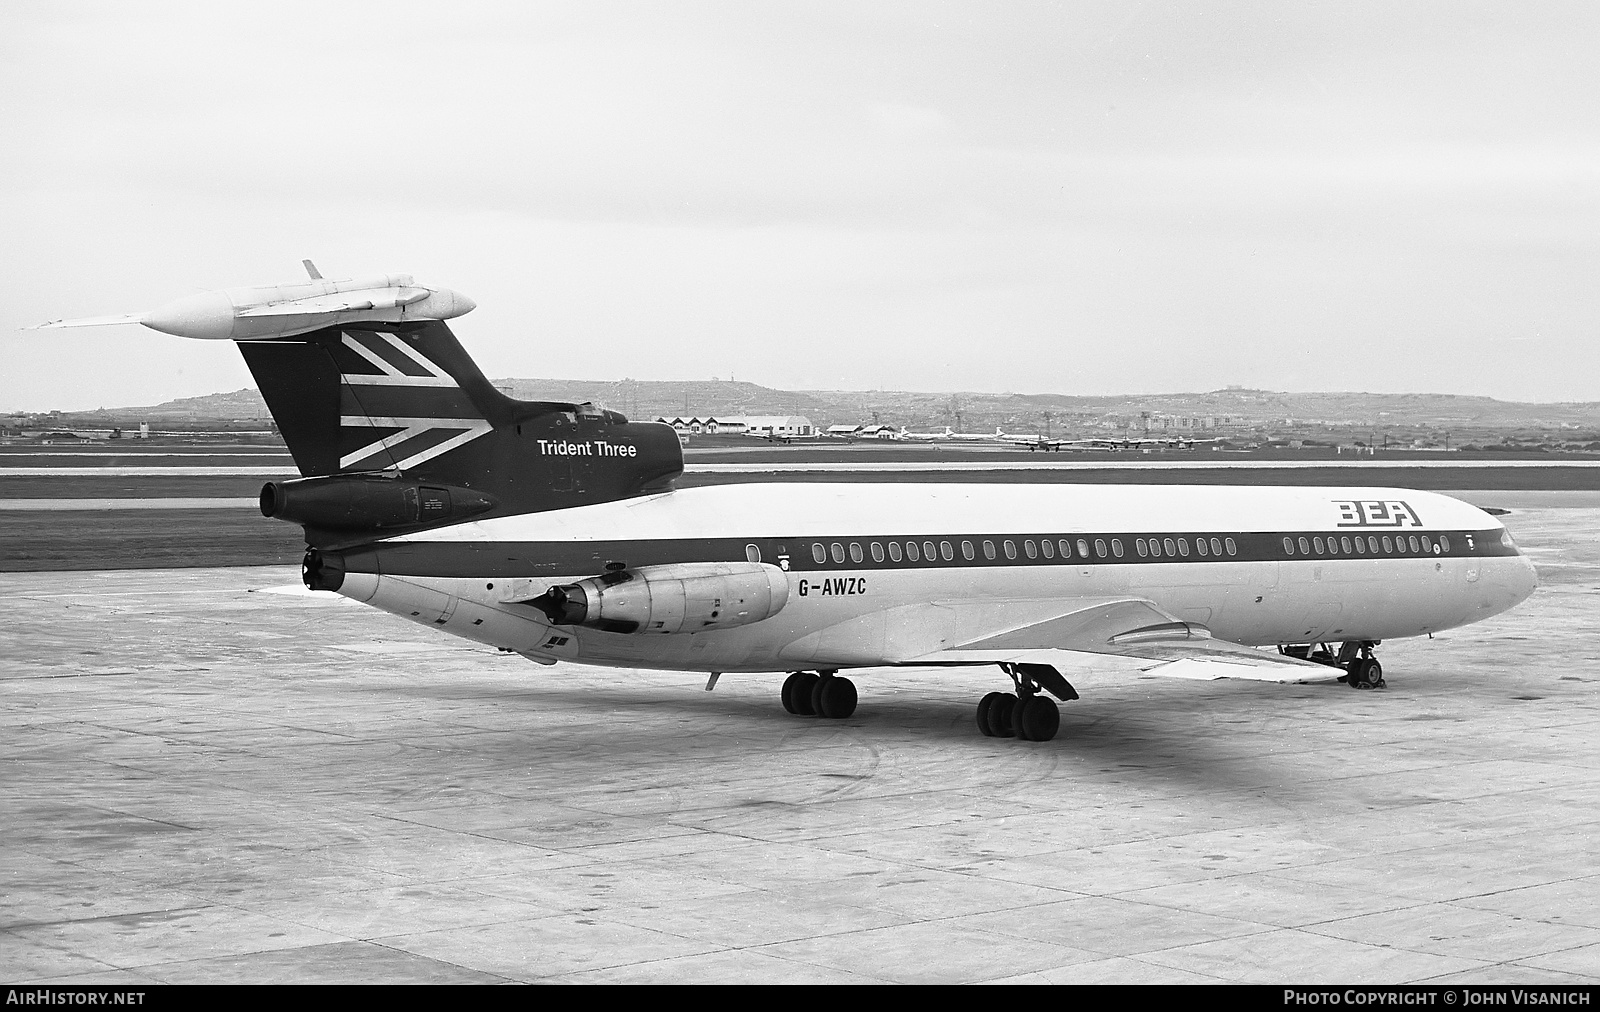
[[527, 562, 790, 634], [260, 475, 497, 532]]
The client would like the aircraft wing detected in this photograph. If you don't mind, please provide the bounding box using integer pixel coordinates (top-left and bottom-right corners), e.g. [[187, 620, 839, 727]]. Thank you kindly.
[[904, 597, 1335, 682]]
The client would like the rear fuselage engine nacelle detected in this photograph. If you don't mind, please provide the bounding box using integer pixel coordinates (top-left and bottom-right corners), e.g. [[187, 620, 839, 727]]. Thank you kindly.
[[529, 562, 790, 635]]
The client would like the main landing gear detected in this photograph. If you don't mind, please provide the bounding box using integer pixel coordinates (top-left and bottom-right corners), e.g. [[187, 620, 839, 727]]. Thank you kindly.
[[977, 663, 1080, 742], [1279, 640, 1387, 690], [781, 670, 858, 720]]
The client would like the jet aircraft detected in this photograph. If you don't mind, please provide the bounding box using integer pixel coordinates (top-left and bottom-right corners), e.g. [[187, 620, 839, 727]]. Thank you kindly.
[[51, 267, 1538, 742], [897, 426, 1008, 444], [999, 432, 1217, 452]]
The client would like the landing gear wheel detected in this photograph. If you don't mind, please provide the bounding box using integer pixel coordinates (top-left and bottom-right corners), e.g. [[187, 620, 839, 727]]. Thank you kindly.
[[1015, 696, 1060, 742], [815, 676, 857, 719], [976, 691, 1006, 737], [781, 672, 803, 714], [791, 672, 820, 715], [984, 693, 1018, 738], [1349, 658, 1386, 690]]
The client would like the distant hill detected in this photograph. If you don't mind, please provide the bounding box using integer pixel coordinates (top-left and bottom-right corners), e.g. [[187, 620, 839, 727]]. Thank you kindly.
[[25, 381, 1600, 435]]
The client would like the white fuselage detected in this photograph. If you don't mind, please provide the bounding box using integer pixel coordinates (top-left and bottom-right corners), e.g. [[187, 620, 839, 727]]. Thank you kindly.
[[331, 483, 1537, 673]]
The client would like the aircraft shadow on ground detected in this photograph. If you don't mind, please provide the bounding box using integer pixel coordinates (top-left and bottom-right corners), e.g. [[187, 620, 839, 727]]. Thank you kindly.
[[367, 672, 1343, 800]]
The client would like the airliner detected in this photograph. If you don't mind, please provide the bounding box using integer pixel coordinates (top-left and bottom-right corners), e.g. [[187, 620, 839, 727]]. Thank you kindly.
[[52, 268, 1539, 743], [1000, 432, 1218, 452], [898, 426, 1008, 443]]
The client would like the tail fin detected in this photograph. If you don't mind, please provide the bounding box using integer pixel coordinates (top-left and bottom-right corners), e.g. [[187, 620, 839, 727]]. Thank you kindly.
[[239, 321, 682, 544]]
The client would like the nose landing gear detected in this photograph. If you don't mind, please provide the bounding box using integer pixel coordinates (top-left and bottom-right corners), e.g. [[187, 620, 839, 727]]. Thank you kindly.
[[977, 663, 1078, 741], [1344, 653, 1386, 690], [1279, 641, 1387, 689]]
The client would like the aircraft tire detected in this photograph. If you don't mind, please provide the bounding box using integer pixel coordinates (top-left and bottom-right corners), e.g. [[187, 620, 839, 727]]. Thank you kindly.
[[1351, 658, 1384, 689], [781, 672, 802, 714], [817, 676, 857, 719], [986, 693, 1017, 738], [976, 692, 1006, 737], [792, 673, 820, 715], [1017, 697, 1060, 742]]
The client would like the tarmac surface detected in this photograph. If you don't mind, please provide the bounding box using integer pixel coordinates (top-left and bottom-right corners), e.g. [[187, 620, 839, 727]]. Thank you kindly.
[[3, 505, 1599, 984]]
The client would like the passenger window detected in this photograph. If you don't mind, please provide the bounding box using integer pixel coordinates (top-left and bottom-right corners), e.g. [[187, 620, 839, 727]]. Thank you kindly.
[[1313, 537, 1324, 555], [907, 541, 920, 562], [1111, 539, 1124, 558], [1077, 538, 1090, 557], [1283, 537, 1294, 555], [1368, 536, 1379, 554], [849, 543, 864, 564], [1059, 539, 1073, 559], [1210, 537, 1222, 556], [961, 540, 975, 561], [940, 541, 954, 561], [1163, 537, 1176, 556], [1004, 540, 1017, 560], [1382, 536, 1393, 553], [1041, 539, 1054, 559], [1177, 538, 1189, 557], [870, 542, 884, 563], [1149, 539, 1161, 558], [1024, 539, 1037, 559], [831, 543, 845, 564], [812, 543, 826, 564], [1440, 535, 1451, 553], [889, 541, 903, 562], [1196, 538, 1208, 556], [746, 544, 761, 563], [924, 541, 937, 562], [1409, 536, 1420, 553], [983, 540, 996, 560], [1094, 539, 1107, 558], [1298, 537, 1311, 555], [1354, 537, 1365, 554], [1341, 536, 1352, 554], [1136, 539, 1149, 558], [1225, 538, 1237, 556]]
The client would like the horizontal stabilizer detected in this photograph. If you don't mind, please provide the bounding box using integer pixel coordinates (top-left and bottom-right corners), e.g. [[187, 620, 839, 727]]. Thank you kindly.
[[236, 288, 432, 317], [30, 313, 145, 330]]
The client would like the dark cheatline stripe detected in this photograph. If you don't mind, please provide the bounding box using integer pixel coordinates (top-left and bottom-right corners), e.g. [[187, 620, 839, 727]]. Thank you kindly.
[[341, 527, 1516, 579]]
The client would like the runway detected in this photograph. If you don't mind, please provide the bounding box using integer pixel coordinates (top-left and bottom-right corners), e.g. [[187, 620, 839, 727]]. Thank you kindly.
[[5, 458, 1600, 477], [3, 507, 1598, 983]]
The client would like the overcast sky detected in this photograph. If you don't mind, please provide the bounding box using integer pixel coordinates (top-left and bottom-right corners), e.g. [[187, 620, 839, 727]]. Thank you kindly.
[[3, 1, 1597, 411]]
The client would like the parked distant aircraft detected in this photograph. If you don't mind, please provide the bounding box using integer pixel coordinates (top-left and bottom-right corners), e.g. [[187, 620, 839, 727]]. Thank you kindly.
[[51, 265, 1538, 742], [999, 433, 1221, 452], [898, 426, 1008, 443]]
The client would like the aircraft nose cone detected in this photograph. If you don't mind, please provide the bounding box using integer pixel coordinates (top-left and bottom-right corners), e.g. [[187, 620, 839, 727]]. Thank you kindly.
[[140, 290, 236, 340]]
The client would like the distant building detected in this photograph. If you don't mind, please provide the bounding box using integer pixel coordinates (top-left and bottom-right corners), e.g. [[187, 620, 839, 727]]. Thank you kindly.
[[654, 416, 745, 434], [735, 415, 814, 438], [825, 424, 862, 438]]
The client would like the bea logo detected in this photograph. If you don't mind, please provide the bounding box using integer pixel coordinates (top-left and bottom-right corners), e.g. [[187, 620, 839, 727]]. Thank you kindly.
[[1334, 500, 1423, 528]]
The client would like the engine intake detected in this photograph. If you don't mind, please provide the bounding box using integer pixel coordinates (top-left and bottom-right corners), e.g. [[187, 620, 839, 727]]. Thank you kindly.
[[527, 562, 790, 634], [261, 475, 497, 531]]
